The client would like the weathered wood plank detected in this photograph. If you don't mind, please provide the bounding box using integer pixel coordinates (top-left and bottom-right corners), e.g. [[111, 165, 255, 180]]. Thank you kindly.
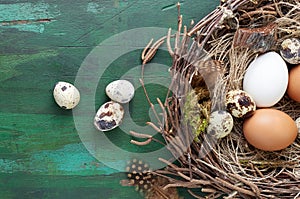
[[0, 173, 141, 199], [0, 0, 219, 198]]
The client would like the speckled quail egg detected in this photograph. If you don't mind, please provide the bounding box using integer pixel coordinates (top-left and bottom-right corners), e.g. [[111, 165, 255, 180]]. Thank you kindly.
[[53, 81, 80, 109], [94, 101, 124, 131], [226, 90, 256, 118], [280, 38, 300, 65], [207, 110, 234, 139], [106, 80, 135, 104]]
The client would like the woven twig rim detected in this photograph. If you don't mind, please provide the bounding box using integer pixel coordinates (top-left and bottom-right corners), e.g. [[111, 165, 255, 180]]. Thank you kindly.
[[131, 0, 300, 198]]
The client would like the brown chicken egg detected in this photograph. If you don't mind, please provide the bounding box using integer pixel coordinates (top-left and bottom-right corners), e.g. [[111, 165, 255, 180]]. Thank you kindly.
[[287, 64, 300, 102], [243, 109, 297, 151]]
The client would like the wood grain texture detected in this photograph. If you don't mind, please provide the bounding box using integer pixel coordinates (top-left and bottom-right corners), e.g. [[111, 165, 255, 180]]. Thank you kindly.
[[0, 0, 219, 198]]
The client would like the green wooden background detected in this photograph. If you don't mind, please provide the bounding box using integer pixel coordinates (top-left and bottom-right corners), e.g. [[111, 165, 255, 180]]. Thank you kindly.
[[0, 1, 219, 198]]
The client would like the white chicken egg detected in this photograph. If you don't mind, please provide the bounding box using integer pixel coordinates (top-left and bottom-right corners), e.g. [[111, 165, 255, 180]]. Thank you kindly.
[[53, 81, 80, 109], [243, 51, 288, 107]]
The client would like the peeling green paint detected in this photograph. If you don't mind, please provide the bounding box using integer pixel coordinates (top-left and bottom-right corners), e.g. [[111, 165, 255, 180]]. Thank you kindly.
[[87, 2, 104, 14], [0, 3, 59, 21], [0, 2, 60, 33], [0, 143, 118, 175], [1, 23, 46, 33]]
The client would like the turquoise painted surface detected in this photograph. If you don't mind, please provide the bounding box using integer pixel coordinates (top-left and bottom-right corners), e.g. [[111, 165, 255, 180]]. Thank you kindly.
[[0, 0, 219, 198], [0, 143, 117, 175], [0, 2, 59, 33], [0, 173, 141, 199], [0, 50, 58, 82]]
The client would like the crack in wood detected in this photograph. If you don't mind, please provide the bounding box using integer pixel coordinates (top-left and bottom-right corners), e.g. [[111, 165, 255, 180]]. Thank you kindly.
[[1, 18, 54, 26]]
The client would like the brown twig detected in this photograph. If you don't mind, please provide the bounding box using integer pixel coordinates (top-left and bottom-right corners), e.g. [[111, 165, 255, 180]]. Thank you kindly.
[[139, 78, 162, 126], [216, 177, 256, 197], [130, 139, 152, 146], [141, 38, 154, 61]]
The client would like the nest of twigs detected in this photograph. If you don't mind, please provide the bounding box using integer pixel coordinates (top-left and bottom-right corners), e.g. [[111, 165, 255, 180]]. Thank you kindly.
[[130, 0, 300, 198]]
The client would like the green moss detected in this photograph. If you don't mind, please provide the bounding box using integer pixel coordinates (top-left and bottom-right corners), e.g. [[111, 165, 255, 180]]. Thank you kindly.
[[183, 90, 210, 142]]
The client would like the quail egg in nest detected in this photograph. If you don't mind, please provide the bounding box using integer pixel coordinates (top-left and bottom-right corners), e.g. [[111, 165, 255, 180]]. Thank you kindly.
[[226, 90, 256, 118]]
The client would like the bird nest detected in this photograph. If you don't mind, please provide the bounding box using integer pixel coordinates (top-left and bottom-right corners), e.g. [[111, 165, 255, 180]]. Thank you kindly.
[[129, 0, 300, 198]]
